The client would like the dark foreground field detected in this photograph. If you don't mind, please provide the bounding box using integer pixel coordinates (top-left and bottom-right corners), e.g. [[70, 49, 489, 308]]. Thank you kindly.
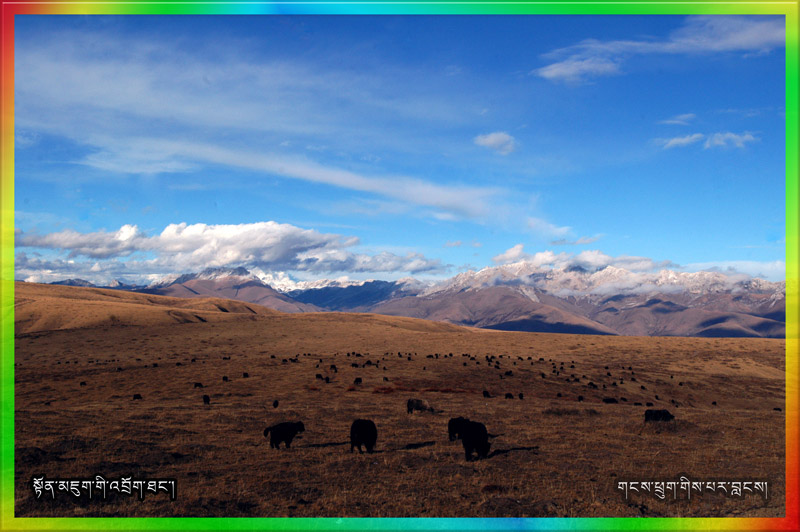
[[14, 283, 785, 517]]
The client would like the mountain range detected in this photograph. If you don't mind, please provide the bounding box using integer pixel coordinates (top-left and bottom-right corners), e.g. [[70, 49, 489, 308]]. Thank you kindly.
[[43, 263, 786, 338]]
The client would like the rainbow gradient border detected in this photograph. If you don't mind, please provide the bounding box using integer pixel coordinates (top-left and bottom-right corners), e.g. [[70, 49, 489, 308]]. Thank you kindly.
[[0, 2, 797, 531]]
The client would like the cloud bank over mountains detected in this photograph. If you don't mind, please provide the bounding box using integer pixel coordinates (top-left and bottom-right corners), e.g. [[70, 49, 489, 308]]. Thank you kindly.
[[16, 221, 447, 283], [16, 224, 784, 287]]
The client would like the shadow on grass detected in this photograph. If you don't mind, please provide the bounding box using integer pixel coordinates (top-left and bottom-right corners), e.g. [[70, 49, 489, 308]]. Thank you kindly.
[[303, 441, 349, 448], [399, 440, 437, 450], [488, 445, 539, 458]]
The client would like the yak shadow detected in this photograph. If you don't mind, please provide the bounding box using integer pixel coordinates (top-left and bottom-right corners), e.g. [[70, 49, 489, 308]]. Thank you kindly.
[[303, 441, 349, 448], [399, 440, 436, 450], [487, 446, 539, 459], [304, 441, 385, 454]]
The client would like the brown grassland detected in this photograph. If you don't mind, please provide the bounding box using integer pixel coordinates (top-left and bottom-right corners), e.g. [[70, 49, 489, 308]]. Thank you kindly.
[[14, 282, 785, 518]]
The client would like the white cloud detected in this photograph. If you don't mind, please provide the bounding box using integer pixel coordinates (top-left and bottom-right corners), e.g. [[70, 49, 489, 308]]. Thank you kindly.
[[527, 217, 571, 238], [491, 246, 678, 273], [658, 133, 705, 149], [492, 244, 529, 265], [474, 131, 517, 155], [444, 241, 462, 248], [704, 131, 758, 149], [16, 221, 447, 281], [684, 260, 784, 281], [550, 235, 603, 246], [534, 57, 620, 84], [658, 113, 696, 125], [77, 138, 499, 219], [15, 28, 502, 221], [535, 16, 784, 84]]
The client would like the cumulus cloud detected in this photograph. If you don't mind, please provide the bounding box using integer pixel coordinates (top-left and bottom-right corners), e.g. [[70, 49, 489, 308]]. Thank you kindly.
[[658, 113, 696, 125], [534, 16, 784, 84], [491, 245, 677, 273], [492, 244, 529, 265], [658, 133, 705, 149], [704, 131, 758, 149], [474, 132, 517, 155], [16, 221, 447, 283]]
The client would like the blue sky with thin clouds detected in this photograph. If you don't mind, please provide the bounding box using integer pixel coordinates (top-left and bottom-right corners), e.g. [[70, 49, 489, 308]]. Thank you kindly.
[[14, 15, 786, 285]]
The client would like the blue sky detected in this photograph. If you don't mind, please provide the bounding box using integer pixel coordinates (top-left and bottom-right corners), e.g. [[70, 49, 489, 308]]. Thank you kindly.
[[14, 15, 786, 285]]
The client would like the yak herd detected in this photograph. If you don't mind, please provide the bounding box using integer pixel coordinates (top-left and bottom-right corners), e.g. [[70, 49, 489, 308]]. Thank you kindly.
[[178, 350, 683, 462], [262, 398, 676, 462]]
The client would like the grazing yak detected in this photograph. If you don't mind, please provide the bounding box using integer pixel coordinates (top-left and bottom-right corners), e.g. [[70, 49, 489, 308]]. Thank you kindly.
[[504, 393, 514, 399], [202, 394, 210, 405], [407, 398, 435, 414], [263, 421, 305, 449], [350, 419, 378, 453], [483, 390, 492, 398], [450, 419, 494, 461], [644, 409, 675, 422], [194, 382, 203, 388], [447, 417, 470, 441], [132, 394, 143, 400]]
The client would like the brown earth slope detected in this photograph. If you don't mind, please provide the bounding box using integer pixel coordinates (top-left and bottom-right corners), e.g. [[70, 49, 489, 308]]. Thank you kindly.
[[14, 282, 278, 334]]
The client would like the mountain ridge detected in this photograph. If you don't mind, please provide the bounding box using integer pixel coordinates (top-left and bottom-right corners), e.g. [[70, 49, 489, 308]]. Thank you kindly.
[[40, 264, 784, 338]]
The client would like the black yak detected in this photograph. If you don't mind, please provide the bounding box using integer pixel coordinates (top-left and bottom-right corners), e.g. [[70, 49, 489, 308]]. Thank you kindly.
[[483, 390, 492, 398], [132, 394, 142, 400], [504, 393, 514, 399], [354, 377, 362, 385], [194, 382, 203, 388], [263, 421, 305, 449], [644, 409, 674, 422], [350, 419, 378, 453], [202, 394, 210, 405], [448, 416, 469, 441], [451, 420, 493, 461]]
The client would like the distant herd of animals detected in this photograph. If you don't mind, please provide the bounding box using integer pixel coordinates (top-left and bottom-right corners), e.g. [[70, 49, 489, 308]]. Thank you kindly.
[[91, 349, 782, 461]]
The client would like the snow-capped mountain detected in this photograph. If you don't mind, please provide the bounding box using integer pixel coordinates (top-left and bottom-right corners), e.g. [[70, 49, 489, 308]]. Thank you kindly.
[[49, 263, 785, 337], [422, 261, 784, 301]]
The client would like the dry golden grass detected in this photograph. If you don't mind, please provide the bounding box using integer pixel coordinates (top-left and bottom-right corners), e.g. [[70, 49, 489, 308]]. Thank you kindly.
[[14, 283, 785, 517]]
